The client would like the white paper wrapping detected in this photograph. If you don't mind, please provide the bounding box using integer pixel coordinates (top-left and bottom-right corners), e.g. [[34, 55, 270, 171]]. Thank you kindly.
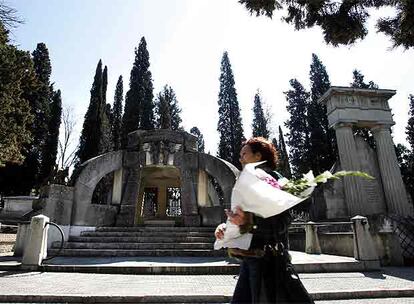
[[214, 162, 305, 250]]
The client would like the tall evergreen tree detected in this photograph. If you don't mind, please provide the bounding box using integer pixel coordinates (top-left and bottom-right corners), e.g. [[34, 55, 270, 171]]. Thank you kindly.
[[75, 60, 106, 165], [350, 69, 379, 147], [155, 85, 183, 130], [251, 90, 270, 139], [307, 53, 336, 173], [39, 88, 62, 184], [350, 70, 379, 89], [0, 22, 34, 170], [217, 51, 245, 168], [407, 94, 414, 151], [111, 76, 123, 151], [276, 126, 292, 178], [403, 94, 414, 201], [29, 43, 53, 187], [122, 37, 154, 146], [190, 127, 205, 153], [284, 79, 311, 177]]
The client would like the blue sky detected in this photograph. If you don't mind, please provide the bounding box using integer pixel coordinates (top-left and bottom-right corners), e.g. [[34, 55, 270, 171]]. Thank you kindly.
[[9, 0, 414, 156]]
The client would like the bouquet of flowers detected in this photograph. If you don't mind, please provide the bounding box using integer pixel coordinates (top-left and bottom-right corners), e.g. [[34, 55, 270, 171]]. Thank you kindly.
[[272, 170, 374, 198], [214, 162, 373, 250]]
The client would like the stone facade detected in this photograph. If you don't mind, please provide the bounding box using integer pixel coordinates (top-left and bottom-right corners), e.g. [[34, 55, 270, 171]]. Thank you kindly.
[[317, 87, 413, 219], [33, 130, 238, 233]]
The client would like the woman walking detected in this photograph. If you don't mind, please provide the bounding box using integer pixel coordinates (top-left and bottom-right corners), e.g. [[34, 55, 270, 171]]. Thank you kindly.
[[215, 137, 314, 303]]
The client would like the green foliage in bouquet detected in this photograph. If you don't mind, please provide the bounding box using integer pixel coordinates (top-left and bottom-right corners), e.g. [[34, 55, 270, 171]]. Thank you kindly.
[[278, 170, 374, 198]]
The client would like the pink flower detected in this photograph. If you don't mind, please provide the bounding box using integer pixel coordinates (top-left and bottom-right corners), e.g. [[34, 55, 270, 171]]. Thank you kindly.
[[263, 176, 281, 189]]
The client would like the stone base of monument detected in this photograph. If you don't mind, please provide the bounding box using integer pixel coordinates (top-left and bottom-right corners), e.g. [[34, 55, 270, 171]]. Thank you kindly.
[[48, 226, 222, 258]]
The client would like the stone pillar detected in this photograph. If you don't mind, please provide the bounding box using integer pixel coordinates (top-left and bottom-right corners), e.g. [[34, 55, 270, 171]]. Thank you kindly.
[[180, 153, 200, 226], [305, 222, 322, 254], [112, 168, 123, 205], [197, 170, 208, 207], [351, 215, 380, 270], [372, 125, 411, 215], [116, 152, 141, 226], [334, 123, 365, 216], [22, 215, 49, 267]]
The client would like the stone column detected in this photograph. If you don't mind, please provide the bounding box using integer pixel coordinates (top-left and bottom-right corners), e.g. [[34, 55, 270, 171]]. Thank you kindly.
[[112, 168, 123, 205], [334, 123, 365, 216], [197, 170, 208, 207], [372, 125, 410, 215]]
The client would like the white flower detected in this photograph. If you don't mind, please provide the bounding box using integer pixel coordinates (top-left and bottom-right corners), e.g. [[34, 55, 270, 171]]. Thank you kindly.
[[303, 171, 317, 186], [278, 177, 290, 187], [315, 171, 334, 184]]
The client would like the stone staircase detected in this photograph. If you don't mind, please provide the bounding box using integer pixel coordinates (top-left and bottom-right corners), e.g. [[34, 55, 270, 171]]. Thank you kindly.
[[49, 226, 223, 257]]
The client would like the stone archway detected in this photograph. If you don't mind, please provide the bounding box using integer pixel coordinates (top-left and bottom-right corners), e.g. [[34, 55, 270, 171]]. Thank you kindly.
[[72, 150, 124, 226]]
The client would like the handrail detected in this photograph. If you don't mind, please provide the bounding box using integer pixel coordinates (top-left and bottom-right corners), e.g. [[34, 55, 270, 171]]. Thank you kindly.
[[291, 221, 353, 226], [42, 221, 65, 262]]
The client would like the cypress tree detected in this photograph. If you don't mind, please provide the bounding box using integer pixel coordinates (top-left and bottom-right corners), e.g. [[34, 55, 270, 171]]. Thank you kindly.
[[100, 66, 112, 153], [112, 76, 123, 151], [350, 69, 379, 148], [217, 51, 245, 168], [39, 88, 62, 184], [190, 127, 205, 153], [252, 90, 270, 139], [155, 85, 182, 130], [75, 60, 104, 165], [276, 126, 292, 178], [407, 95, 414, 151], [122, 37, 154, 146], [284, 78, 311, 177], [307, 53, 336, 173], [402, 95, 414, 201]]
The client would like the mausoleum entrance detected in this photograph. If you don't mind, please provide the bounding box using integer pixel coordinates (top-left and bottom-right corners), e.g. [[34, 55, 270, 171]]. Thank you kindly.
[[136, 166, 182, 224]]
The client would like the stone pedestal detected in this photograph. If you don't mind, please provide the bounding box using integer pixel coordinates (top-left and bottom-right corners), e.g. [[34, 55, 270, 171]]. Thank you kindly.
[[22, 215, 49, 266], [334, 124, 365, 216], [305, 222, 322, 254], [372, 125, 411, 216], [351, 215, 380, 270]]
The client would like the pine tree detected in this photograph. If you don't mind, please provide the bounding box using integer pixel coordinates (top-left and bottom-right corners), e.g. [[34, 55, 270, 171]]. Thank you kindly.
[[190, 127, 205, 153], [0, 24, 38, 194], [39, 88, 62, 184], [252, 90, 270, 139], [307, 53, 336, 173], [276, 126, 292, 178], [122, 37, 154, 146], [75, 60, 105, 165], [155, 85, 183, 130], [111, 76, 123, 151], [217, 52, 245, 168], [284, 79, 311, 177]]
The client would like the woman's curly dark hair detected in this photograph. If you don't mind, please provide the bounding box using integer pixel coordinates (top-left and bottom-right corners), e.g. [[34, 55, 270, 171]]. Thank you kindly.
[[242, 137, 278, 170]]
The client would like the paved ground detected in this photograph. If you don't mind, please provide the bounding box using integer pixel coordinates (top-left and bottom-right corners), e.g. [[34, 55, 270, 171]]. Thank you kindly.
[[0, 267, 412, 302]]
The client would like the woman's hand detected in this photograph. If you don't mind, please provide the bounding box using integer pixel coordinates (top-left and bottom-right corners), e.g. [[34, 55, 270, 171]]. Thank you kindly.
[[226, 206, 246, 226], [214, 223, 226, 240]]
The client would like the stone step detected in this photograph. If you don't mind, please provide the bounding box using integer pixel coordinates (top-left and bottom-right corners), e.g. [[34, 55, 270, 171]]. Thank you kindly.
[[55, 242, 214, 250], [95, 226, 216, 232], [143, 220, 176, 226], [48, 248, 225, 257], [81, 231, 214, 237], [69, 236, 215, 243]]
